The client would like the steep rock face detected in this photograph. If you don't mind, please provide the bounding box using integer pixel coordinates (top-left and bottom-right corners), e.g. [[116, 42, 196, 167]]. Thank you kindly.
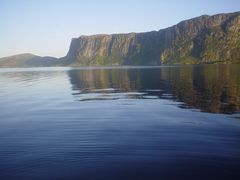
[[64, 33, 136, 65], [64, 32, 162, 65], [160, 12, 240, 64], [63, 12, 240, 65]]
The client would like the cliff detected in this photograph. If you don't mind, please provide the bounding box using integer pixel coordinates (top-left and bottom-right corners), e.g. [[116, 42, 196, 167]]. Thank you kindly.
[[62, 12, 240, 65], [160, 12, 240, 64], [1, 11, 239, 67], [62, 31, 162, 65]]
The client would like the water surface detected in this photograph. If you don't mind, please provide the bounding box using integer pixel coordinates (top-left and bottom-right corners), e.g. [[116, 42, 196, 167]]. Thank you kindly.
[[0, 65, 240, 179]]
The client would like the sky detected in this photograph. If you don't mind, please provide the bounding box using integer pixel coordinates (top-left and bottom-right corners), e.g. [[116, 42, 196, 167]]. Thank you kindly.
[[0, 0, 239, 58]]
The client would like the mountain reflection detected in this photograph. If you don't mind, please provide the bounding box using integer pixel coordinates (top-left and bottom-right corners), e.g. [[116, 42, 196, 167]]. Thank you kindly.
[[68, 65, 240, 114]]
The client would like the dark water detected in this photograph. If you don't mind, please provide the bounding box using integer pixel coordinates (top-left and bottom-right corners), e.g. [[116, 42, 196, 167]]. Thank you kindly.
[[0, 65, 240, 180]]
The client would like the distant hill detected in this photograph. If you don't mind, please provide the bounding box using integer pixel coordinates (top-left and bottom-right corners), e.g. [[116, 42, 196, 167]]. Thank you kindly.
[[1, 11, 239, 67], [0, 54, 58, 67]]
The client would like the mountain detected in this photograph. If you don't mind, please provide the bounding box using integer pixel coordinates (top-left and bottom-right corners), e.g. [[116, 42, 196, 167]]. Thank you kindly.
[[0, 11, 239, 67], [0, 54, 58, 67]]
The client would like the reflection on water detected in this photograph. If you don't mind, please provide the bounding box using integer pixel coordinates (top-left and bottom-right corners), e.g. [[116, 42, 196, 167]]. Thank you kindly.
[[68, 65, 240, 114], [0, 65, 240, 180]]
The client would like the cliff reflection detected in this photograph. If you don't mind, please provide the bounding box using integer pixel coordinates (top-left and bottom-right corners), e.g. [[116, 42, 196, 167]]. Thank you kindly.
[[68, 65, 240, 114]]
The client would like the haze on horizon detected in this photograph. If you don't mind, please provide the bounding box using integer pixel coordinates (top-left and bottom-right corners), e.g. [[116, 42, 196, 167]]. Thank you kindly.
[[0, 0, 239, 58]]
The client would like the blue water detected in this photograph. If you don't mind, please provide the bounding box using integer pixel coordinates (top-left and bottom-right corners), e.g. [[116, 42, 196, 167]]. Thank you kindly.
[[0, 65, 240, 179]]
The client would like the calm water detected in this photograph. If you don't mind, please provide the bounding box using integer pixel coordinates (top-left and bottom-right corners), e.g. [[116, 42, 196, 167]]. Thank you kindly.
[[0, 65, 240, 180]]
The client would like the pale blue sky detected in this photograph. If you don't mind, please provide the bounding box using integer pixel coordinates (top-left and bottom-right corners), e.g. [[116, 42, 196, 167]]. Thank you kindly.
[[0, 0, 239, 58]]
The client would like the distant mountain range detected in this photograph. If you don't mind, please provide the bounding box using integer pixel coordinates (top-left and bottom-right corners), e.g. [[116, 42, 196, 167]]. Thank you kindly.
[[0, 11, 239, 67]]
